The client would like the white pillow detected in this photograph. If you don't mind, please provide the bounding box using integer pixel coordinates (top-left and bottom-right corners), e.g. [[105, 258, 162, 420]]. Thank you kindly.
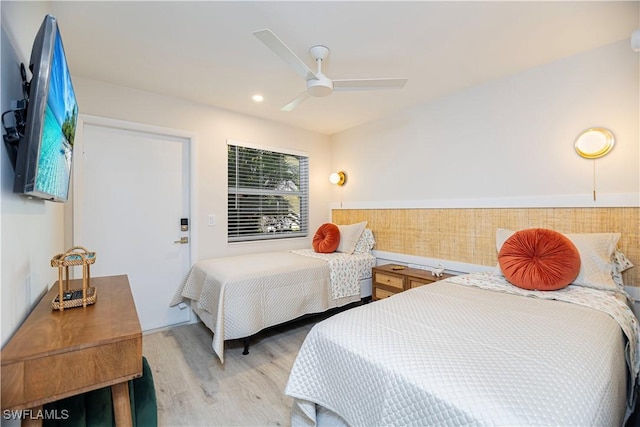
[[496, 228, 620, 290], [336, 221, 367, 255]]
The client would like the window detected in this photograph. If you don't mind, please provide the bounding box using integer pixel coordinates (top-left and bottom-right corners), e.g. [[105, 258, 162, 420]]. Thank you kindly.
[[227, 140, 309, 242]]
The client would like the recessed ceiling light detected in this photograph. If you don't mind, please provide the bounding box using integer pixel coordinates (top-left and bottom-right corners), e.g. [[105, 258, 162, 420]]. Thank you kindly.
[[252, 94, 264, 103]]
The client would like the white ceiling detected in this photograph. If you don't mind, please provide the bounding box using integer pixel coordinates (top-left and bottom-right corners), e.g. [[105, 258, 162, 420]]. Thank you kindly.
[[50, 1, 639, 136]]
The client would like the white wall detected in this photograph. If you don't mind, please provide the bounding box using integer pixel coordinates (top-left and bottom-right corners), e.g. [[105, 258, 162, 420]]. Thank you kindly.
[[330, 40, 639, 208], [1, 2, 65, 347], [72, 78, 332, 261], [3, 2, 637, 349], [0, 2, 332, 346]]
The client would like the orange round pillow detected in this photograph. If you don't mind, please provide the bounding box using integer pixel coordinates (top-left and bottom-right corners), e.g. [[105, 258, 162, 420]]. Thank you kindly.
[[498, 228, 581, 291], [313, 223, 340, 253]]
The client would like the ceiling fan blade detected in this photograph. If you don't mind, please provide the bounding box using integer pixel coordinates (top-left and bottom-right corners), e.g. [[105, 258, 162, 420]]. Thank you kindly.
[[333, 78, 408, 91], [281, 92, 310, 112], [253, 29, 317, 81]]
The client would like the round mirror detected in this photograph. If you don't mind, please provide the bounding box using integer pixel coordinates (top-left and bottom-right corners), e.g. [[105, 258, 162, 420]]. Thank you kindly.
[[574, 128, 614, 159]]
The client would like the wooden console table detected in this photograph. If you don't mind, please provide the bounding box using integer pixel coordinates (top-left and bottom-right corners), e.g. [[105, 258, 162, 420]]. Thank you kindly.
[[1, 275, 142, 426]]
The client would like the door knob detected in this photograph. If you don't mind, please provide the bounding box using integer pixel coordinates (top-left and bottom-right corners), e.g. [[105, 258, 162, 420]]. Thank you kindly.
[[173, 236, 189, 244]]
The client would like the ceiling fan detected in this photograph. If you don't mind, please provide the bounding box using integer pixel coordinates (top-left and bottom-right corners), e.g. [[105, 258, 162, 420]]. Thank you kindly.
[[253, 29, 408, 111]]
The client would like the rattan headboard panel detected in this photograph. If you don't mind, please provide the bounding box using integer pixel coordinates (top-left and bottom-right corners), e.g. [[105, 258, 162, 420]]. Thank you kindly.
[[332, 207, 639, 286]]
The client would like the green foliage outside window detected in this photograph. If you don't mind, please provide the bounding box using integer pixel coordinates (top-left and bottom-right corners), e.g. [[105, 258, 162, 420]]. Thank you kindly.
[[228, 144, 308, 242]]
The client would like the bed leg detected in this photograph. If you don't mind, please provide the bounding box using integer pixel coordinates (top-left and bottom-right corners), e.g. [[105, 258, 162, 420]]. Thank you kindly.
[[242, 338, 250, 355]]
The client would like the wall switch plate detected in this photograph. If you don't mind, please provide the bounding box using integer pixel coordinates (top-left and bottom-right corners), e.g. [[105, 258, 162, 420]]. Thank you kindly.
[[208, 214, 216, 226]]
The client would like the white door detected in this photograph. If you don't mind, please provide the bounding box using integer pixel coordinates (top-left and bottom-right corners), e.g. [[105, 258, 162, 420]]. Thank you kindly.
[[74, 119, 192, 331]]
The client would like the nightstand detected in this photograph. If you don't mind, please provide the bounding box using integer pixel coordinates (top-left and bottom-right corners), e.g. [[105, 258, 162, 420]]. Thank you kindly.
[[372, 264, 454, 300]]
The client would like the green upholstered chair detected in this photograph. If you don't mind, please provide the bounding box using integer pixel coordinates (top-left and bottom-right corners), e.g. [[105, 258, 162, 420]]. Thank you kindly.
[[43, 357, 157, 427]]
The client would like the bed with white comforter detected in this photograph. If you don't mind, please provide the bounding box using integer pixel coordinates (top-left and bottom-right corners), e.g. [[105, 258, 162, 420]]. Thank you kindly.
[[170, 249, 375, 363], [286, 271, 639, 426]]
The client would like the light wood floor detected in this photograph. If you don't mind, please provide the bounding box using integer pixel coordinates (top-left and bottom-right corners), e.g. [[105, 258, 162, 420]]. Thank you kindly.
[[143, 314, 329, 426]]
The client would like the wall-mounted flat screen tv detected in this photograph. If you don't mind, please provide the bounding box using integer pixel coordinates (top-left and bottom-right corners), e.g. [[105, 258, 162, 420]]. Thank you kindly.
[[12, 14, 78, 202]]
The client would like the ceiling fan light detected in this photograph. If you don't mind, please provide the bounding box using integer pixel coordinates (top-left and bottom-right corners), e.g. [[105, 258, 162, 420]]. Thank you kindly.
[[307, 78, 333, 97]]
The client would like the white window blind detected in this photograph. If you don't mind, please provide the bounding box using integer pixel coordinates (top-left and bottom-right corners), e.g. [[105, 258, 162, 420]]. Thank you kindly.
[[227, 141, 309, 242]]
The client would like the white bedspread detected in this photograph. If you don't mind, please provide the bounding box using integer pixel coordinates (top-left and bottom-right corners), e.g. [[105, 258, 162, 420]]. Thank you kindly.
[[170, 250, 374, 363], [286, 272, 639, 426]]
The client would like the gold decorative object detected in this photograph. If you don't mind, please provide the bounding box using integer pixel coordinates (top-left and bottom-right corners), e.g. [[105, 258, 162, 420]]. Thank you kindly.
[[50, 246, 97, 311]]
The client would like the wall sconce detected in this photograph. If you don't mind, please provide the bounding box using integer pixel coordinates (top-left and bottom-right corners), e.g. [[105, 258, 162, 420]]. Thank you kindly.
[[574, 127, 615, 201], [329, 171, 347, 186], [632, 28, 640, 52], [575, 127, 615, 159]]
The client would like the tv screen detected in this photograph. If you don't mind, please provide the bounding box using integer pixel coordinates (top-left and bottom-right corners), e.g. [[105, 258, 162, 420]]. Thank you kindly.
[[13, 14, 78, 202]]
